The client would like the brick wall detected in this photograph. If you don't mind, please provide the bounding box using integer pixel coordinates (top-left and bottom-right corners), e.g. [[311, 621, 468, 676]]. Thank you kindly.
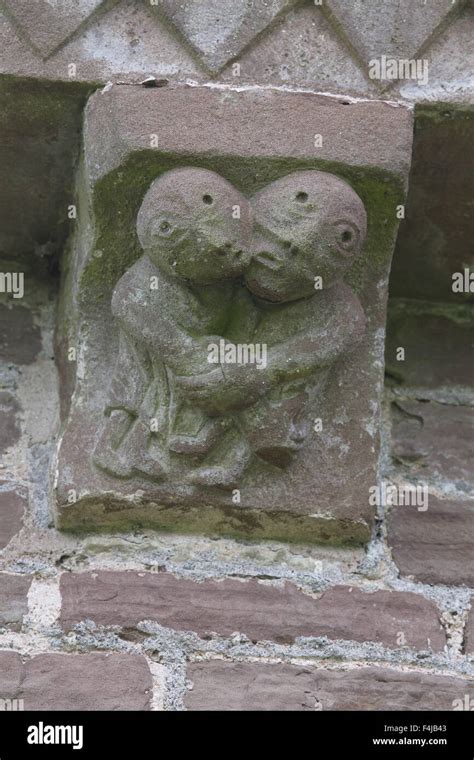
[[0, 288, 473, 709]]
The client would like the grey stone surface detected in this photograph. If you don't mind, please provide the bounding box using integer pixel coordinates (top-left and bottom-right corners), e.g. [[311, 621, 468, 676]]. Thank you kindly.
[[0, 573, 31, 630], [54, 85, 412, 542], [0, 1, 202, 84], [387, 495, 474, 587], [391, 401, 474, 491], [0, 391, 20, 454], [395, 5, 474, 104], [3, 0, 110, 58], [0, 486, 26, 549], [325, 0, 463, 80], [390, 105, 474, 303], [0, 0, 470, 104], [0, 76, 89, 270], [220, 3, 377, 96], [185, 662, 474, 710], [0, 651, 152, 710], [386, 301, 474, 389], [0, 304, 41, 364], [151, 0, 296, 74], [2, 0, 109, 59], [60, 571, 445, 650]]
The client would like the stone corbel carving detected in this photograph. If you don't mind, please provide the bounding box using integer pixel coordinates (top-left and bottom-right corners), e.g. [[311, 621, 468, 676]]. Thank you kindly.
[[54, 86, 412, 541], [92, 167, 367, 488]]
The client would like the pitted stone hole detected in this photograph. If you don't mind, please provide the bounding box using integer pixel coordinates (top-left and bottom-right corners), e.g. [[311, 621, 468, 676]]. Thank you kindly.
[[341, 229, 352, 243], [159, 221, 171, 234], [296, 191, 308, 202], [202, 194, 213, 205], [341, 101, 351, 105]]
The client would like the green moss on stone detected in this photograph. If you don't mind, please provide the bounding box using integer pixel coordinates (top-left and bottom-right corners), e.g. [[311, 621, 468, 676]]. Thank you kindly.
[[57, 495, 372, 547]]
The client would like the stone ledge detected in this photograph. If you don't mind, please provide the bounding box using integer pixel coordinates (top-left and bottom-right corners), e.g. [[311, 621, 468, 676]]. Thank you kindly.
[[84, 85, 414, 185]]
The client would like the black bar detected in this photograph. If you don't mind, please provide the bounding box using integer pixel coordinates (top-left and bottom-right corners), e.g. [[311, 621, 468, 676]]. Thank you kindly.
[[0, 710, 471, 757]]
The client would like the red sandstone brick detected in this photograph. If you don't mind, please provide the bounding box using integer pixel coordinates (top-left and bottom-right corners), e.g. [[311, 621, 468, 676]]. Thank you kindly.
[[185, 661, 473, 711], [60, 571, 445, 650]]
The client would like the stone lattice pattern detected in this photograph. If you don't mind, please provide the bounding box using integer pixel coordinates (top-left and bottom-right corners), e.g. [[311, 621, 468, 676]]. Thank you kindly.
[[0, 0, 470, 99]]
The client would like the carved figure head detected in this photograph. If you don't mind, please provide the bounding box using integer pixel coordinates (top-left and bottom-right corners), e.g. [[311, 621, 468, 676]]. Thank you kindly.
[[136, 168, 251, 284], [245, 170, 367, 302]]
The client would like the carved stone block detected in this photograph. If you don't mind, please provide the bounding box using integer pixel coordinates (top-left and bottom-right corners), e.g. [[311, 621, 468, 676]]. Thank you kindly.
[[54, 86, 413, 544]]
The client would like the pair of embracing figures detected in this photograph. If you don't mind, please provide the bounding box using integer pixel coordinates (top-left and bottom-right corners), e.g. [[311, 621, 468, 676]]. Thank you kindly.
[[93, 167, 367, 488]]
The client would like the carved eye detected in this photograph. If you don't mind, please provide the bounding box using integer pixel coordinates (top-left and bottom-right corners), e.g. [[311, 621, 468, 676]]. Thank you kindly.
[[295, 192, 308, 203], [158, 221, 172, 235], [333, 222, 359, 253], [202, 194, 213, 205]]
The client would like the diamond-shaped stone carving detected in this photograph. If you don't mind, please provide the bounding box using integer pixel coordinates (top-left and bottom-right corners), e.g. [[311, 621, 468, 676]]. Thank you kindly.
[[150, 0, 296, 73], [326, 0, 461, 71], [2, 0, 110, 58], [220, 3, 378, 96]]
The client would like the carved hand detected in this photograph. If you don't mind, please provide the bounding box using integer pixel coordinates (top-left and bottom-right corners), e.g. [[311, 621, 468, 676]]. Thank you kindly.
[[175, 363, 270, 415]]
